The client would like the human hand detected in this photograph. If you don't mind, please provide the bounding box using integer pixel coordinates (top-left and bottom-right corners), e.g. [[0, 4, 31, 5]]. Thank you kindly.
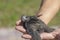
[[16, 20, 60, 40]]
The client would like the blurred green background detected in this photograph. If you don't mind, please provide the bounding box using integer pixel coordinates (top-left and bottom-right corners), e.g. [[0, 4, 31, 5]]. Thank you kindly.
[[0, 0, 60, 27]]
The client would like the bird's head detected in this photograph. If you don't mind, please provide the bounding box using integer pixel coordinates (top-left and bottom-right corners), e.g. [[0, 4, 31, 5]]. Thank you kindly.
[[21, 15, 30, 22], [21, 15, 38, 22]]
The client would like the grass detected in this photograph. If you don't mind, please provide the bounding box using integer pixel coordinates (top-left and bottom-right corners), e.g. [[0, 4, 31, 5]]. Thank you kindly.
[[0, 0, 60, 27]]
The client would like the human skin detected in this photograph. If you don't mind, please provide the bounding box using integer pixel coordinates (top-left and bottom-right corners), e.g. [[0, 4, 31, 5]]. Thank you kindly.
[[16, 0, 60, 40], [37, 0, 60, 24]]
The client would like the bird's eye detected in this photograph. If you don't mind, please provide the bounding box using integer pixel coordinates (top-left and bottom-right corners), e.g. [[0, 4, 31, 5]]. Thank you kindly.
[[26, 16, 28, 18]]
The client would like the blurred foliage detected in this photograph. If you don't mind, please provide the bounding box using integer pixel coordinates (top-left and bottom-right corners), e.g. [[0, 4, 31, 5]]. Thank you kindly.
[[0, 0, 60, 27]]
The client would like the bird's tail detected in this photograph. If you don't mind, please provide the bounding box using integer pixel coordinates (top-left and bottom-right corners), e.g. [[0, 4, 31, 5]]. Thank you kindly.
[[31, 31, 41, 40]]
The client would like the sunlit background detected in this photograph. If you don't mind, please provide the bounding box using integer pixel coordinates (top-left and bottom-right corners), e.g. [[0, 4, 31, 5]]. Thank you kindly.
[[0, 0, 60, 40]]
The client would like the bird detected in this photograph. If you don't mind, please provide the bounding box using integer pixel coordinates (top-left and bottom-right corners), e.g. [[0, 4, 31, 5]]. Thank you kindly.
[[21, 15, 55, 40]]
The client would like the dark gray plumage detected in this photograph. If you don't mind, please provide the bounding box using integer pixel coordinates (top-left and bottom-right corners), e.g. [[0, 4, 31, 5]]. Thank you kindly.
[[21, 15, 55, 40]]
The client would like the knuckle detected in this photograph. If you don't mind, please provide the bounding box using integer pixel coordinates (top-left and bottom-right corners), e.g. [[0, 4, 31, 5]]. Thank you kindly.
[[15, 26, 18, 30], [16, 20, 21, 26]]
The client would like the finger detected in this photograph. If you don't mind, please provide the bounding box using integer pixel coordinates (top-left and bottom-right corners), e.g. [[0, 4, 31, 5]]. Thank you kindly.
[[16, 26, 26, 33], [51, 29, 60, 37], [16, 20, 21, 26], [22, 34, 32, 39], [40, 33, 54, 40], [54, 29, 60, 33]]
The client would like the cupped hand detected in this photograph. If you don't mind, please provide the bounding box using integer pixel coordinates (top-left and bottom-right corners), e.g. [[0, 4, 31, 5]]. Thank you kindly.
[[16, 20, 60, 40]]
